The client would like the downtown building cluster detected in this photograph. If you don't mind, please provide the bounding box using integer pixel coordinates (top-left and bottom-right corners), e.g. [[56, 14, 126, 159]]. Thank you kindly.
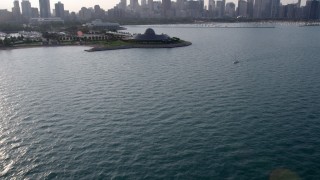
[[1, 0, 78, 24], [0, 0, 122, 24], [110, 0, 320, 20], [1, 0, 320, 24]]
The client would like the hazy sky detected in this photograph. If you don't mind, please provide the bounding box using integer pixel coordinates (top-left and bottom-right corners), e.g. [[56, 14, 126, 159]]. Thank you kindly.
[[0, 0, 305, 12]]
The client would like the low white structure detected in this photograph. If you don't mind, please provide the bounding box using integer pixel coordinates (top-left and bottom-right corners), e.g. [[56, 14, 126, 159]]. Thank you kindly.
[[85, 19, 121, 31], [30, 18, 64, 24], [19, 31, 42, 39], [0, 32, 6, 40]]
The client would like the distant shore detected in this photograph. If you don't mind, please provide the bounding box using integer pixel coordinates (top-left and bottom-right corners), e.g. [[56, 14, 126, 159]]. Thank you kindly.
[[0, 44, 91, 51], [0, 41, 192, 51], [98, 19, 320, 26]]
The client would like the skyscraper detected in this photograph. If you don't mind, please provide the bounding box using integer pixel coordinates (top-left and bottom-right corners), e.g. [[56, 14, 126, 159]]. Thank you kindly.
[[216, 0, 225, 18], [238, 0, 247, 17], [162, 0, 171, 10], [247, 0, 254, 18], [31, 7, 39, 18], [270, 0, 280, 18], [261, 0, 272, 18], [176, 0, 186, 11], [55, 1, 64, 18], [148, 0, 154, 11], [141, 0, 147, 6], [297, 0, 302, 8], [208, 0, 215, 12], [225, 2, 235, 17], [0, 9, 12, 22], [162, 0, 171, 17], [12, 0, 21, 17], [120, 0, 127, 9], [254, 0, 262, 18], [130, 0, 139, 10], [21, 0, 32, 18], [306, 0, 320, 19], [39, 0, 51, 18], [199, 0, 204, 13]]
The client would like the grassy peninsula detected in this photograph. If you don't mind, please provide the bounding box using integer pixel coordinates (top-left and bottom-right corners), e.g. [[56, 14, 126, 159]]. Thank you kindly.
[[85, 39, 192, 52]]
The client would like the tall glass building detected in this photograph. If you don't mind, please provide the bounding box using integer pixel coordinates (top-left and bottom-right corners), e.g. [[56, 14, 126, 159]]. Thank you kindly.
[[39, 0, 51, 18]]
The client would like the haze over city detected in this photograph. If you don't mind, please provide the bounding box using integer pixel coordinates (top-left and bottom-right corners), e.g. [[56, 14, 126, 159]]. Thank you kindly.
[[0, 0, 305, 12]]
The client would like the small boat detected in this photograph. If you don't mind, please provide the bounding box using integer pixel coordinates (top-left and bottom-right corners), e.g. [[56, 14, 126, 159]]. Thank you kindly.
[[233, 55, 240, 64]]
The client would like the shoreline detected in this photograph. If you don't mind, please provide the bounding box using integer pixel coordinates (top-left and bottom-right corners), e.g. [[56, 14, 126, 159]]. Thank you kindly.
[[84, 41, 192, 52], [0, 44, 92, 51], [118, 19, 320, 26], [0, 41, 192, 51]]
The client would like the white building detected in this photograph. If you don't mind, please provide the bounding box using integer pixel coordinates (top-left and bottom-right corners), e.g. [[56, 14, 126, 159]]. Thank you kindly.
[[85, 19, 121, 31], [30, 17, 64, 24]]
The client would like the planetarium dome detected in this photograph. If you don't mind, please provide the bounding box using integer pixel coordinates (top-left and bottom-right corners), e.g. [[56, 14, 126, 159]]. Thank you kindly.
[[145, 28, 156, 36], [133, 28, 170, 41]]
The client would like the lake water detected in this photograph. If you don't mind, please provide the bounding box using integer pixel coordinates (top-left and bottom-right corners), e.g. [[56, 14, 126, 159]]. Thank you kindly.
[[1, 24, 320, 179]]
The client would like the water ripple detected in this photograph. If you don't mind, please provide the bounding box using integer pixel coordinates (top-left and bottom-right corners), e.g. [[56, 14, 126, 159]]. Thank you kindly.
[[0, 26, 320, 179]]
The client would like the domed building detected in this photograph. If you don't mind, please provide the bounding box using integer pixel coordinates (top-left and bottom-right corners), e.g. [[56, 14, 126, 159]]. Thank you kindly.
[[132, 28, 171, 42]]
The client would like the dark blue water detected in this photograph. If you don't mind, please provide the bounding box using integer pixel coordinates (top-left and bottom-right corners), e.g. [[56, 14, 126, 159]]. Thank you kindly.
[[1, 24, 320, 179]]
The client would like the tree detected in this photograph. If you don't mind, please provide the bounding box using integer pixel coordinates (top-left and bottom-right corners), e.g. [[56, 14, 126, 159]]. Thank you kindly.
[[25, 38, 33, 44], [18, 35, 24, 41], [10, 37, 17, 44], [3, 37, 11, 46]]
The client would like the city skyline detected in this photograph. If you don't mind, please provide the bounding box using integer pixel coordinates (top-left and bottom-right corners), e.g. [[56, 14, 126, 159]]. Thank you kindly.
[[0, 0, 305, 12]]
